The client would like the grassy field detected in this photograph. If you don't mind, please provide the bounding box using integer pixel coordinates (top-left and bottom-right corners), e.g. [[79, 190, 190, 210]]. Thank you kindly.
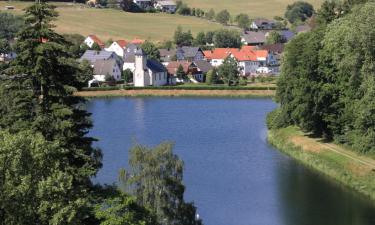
[[268, 126, 375, 201], [0, 1, 225, 41], [182, 0, 325, 18]]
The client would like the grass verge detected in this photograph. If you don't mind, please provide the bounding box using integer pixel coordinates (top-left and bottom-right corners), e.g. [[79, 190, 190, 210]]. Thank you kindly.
[[75, 89, 275, 98], [268, 126, 375, 202]]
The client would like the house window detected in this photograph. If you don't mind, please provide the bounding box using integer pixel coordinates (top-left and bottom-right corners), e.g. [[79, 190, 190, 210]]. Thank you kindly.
[[159, 74, 161, 80]]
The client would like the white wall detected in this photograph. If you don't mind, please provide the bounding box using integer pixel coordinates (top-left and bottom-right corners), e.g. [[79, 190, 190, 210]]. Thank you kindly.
[[105, 42, 125, 57], [123, 62, 135, 72], [150, 71, 168, 86], [84, 37, 94, 48]]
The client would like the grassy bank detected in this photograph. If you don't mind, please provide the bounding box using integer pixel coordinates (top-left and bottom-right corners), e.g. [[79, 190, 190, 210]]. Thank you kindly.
[[75, 89, 275, 98], [268, 126, 375, 201]]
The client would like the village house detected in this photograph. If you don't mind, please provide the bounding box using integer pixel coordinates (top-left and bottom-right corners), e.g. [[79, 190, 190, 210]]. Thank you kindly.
[[84, 35, 105, 49], [93, 59, 122, 82], [79, 50, 123, 67], [279, 30, 295, 42], [159, 48, 177, 63], [194, 60, 213, 76], [105, 39, 145, 58], [250, 18, 276, 30], [133, 0, 152, 9], [166, 61, 204, 83], [105, 40, 128, 57], [204, 46, 277, 76], [0, 52, 16, 62], [155, 0, 177, 13], [176, 46, 205, 62], [133, 49, 168, 87], [241, 31, 267, 46]]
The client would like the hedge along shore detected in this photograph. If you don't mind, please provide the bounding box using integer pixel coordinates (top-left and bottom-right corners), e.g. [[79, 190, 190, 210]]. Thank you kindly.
[[268, 126, 375, 202], [74, 89, 275, 98]]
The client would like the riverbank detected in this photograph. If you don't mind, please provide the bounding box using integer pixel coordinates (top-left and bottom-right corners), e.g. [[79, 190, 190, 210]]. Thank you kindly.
[[75, 89, 275, 98], [268, 126, 375, 201]]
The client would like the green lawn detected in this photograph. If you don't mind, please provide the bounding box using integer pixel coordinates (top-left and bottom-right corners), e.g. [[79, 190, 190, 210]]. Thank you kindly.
[[181, 0, 325, 18], [0, 1, 225, 42]]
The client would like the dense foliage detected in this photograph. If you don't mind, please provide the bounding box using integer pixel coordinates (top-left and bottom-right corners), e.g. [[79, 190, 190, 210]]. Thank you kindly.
[[119, 142, 202, 225], [270, 1, 375, 155], [0, 2, 102, 223], [284, 1, 314, 24]]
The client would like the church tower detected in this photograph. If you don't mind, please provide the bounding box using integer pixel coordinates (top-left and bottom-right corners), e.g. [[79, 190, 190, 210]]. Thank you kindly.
[[134, 48, 148, 87]]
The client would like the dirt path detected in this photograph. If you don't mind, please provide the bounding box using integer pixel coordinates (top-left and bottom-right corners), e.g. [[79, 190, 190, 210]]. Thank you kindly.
[[291, 133, 375, 169], [321, 143, 375, 169]]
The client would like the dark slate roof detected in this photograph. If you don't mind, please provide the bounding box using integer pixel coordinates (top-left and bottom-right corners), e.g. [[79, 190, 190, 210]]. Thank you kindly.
[[179, 46, 201, 58], [159, 49, 176, 62], [135, 48, 146, 56], [124, 54, 135, 63], [147, 59, 167, 73], [241, 31, 266, 44], [93, 59, 117, 75], [280, 30, 295, 41], [259, 43, 285, 54], [253, 18, 274, 27], [80, 50, 116, 63], [194, 60, 213, 73], [295, 25, 312, 33]]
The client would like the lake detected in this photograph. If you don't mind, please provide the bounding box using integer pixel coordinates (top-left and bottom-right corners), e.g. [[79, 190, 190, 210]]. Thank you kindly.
[[87, 97, 375, 225]]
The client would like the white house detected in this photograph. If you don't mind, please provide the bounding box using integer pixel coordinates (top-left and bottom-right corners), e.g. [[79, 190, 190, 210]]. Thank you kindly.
[[250, 18, 275, 30], [92, 59, 122, 82], [155, 0, 177, 13], [123, 55, 136, 72], [133, 49, 168, 87], [133, 0, 151, 8], [84, 35, 105, 49], [0, 52, 17, 62], [105, 40, 128, 57]]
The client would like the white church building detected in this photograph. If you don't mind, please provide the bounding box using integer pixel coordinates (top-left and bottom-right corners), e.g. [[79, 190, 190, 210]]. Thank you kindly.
[[133, 48, 168, 87]]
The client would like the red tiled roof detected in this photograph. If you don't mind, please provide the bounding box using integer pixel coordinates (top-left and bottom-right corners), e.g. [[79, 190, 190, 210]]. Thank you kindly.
[[88, 34, 105, 48], [210, 48, 239, 60], [203, 50, 213, 60], [116, 40, 128, 48], [166, 61, 192, 75], [204, 47, 269, 62], [131, 39, 145, 45]]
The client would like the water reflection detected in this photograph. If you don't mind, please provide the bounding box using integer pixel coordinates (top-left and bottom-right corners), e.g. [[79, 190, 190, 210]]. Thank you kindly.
[[277, 160, 375, 225]]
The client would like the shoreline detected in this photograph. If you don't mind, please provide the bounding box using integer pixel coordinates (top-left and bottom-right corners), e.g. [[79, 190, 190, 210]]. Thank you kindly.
[[268, 126, 375, 202], [75, 89, 275, 98]]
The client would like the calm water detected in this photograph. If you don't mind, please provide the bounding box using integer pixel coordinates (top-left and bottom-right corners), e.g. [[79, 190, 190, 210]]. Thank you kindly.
[[87, 97, 375, 225]]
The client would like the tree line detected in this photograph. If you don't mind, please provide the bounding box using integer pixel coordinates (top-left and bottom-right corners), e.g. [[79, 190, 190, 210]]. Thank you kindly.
[[268, 0, 375, 155], [0, 2, 202, 224]]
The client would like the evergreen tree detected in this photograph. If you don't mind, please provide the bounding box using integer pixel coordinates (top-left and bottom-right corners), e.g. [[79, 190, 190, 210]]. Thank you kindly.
[[205, 68, 218, 84], [194, 31, 206, 46], [0, 12, 24, 40], [0, 2, 102, 223], [176, 64, 186, 80]]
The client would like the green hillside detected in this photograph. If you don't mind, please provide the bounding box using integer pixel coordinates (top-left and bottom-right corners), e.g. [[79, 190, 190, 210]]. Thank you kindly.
[[0, 1, 225, 42], [182, 0, 324, 18]]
